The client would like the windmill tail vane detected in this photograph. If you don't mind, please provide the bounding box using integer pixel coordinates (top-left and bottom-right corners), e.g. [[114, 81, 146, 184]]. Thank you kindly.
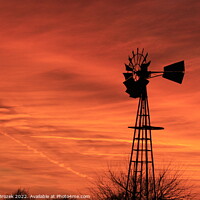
[[122, 48, 185, 200]]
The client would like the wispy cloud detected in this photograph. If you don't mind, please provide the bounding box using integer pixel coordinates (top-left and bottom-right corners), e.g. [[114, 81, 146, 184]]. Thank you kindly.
[[0, 131, 90, 179], [31, 135, 132, 143], [31, 135, 190, 149]]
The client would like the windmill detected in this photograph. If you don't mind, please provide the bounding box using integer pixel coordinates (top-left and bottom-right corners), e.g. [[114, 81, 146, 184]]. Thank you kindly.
[[123, 48, 185, 200]]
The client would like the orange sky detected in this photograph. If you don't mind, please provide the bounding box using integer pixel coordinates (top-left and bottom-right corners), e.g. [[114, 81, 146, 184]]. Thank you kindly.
[[0, 0, 199, 197]]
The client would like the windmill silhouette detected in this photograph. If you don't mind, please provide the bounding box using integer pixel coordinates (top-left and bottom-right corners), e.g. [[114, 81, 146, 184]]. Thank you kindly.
[[123, 48, 185, 200]]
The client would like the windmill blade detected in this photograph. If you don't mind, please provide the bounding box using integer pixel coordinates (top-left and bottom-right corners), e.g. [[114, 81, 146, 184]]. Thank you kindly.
[[126, 88, 141, 98], [129, 91, 141, 98], [123, 78, 141, 98], [162, 61, 185, 84], [125, 64, 133, 71], [141, 53, 148, 64], [123, 73, 133, 80], [137, 79, 149, 88], [123, 78, 149, 98], [128, 56, 133, 64], [140, 61, 151, 70], [123, 77, 136, 88], [125, 87, 141, 98]]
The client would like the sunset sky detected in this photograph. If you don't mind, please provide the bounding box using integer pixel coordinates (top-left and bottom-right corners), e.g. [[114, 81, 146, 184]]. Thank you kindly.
[[0, 0, 199, 197]]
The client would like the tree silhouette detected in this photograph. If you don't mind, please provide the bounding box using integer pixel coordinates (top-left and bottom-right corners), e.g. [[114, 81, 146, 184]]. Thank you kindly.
[[90, 165, 196, 200]]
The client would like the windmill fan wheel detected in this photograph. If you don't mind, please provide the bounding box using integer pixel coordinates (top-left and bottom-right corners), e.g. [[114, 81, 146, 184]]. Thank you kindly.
[[123, 48, 150, 98]]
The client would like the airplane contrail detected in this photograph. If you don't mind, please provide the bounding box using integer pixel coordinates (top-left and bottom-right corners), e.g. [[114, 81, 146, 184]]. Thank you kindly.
[[0, 131, 91, 179]]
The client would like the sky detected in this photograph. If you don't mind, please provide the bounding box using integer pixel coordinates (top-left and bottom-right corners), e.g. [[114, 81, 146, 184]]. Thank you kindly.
[[0, 0, 199, 197]]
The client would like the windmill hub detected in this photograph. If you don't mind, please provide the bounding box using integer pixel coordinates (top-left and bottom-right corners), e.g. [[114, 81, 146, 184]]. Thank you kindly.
[[135, 70, 150, 79]]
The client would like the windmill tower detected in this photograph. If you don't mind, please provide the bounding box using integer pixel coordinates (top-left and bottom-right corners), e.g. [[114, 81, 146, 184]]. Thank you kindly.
[[123, 48, 185, 200]]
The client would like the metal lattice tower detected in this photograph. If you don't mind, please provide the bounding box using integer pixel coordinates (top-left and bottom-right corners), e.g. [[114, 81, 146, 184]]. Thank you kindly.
[[125, 91, 158, 199], [122, 48, 185, 200]]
